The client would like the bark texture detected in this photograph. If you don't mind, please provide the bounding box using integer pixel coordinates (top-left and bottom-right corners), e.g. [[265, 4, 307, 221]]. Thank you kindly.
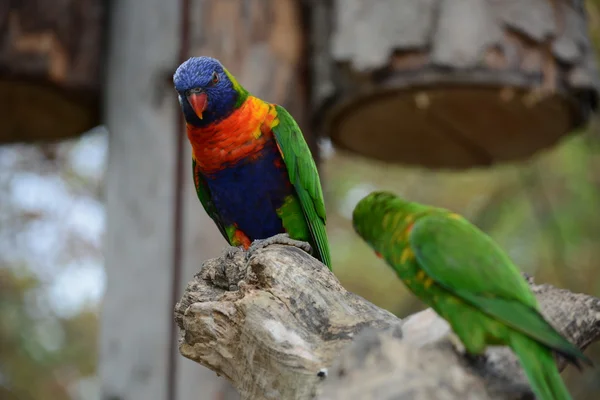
[[175, 244, 600, 400], [0, 0, 105, 144], [313, 0, 600, 169]]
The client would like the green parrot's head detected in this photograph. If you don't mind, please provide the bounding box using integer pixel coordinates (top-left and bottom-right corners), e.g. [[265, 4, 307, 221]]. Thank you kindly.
[[352, 191, 419, 257]]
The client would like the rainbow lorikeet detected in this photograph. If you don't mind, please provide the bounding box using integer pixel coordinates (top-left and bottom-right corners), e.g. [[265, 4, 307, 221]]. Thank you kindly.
[[173, 56, 331, 270], [352, 191, 591, 400]]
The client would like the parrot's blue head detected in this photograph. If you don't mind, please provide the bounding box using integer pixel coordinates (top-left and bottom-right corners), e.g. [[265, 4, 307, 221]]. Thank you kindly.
[[173, 56, 248, 127]]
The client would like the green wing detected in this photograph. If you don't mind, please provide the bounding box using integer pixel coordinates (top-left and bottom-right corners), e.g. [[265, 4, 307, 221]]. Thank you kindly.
[[409, 214, 534, 304], [192, 158, 231, 244], [271, 105, 332, 270], [409, 214, 589, 362]]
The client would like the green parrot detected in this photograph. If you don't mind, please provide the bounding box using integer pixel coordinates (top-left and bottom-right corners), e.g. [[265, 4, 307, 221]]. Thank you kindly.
[[352, 191, 591, 400]]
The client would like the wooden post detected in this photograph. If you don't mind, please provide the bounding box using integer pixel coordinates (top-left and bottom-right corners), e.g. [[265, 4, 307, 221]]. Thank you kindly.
[[100, 1, 229, 399], [188, 0, 314, 155]]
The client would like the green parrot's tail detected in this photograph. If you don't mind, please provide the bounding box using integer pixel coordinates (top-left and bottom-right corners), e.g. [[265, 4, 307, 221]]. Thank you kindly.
[[510, 332, 572, 400]]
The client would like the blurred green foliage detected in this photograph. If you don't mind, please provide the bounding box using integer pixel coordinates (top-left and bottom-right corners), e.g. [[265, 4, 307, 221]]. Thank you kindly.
[[0, 267, 98, 400]]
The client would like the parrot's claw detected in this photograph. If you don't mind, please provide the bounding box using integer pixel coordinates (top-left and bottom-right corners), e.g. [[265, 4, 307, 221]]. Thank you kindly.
[[464, 352, 488, 366], [246, 233, 313, 260], [317, 368, 328, 380], [447, 333, 466, 354]]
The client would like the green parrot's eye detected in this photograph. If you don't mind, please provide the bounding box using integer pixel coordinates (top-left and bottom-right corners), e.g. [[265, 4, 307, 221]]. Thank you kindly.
[[210, 71, 219, 86]]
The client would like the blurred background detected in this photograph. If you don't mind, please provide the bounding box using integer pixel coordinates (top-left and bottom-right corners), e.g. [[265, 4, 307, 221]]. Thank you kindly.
[[1, 0, 600, 399]]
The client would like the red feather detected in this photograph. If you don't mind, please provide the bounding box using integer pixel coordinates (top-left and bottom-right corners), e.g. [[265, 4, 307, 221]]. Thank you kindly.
[[187, 96, 278, 174]]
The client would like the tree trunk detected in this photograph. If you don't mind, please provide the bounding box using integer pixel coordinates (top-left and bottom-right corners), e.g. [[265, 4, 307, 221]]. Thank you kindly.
[[0, 0, 105, 144], [312, 0, 600, 169], [175, 244, 600, 400], [100, 1, 231, 399]]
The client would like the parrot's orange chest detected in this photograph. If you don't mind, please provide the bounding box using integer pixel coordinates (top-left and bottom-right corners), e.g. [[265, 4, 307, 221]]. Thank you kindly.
[[186, 96, 279, 175]]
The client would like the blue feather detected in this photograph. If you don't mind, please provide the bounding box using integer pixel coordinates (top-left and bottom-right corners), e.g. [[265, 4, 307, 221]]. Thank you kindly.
[[173, 57, 240, 126], [204, 142, 295, 239]]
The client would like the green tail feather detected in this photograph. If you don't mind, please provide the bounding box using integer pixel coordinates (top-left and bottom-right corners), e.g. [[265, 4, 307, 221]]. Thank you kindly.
[[510, 333, 573, 400]]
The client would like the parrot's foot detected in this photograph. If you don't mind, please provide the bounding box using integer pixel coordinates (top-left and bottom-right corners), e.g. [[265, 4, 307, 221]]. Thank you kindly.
[[221, 245, 244, 260], [447, 333, 488, 365], [246, 233, 312, 260]]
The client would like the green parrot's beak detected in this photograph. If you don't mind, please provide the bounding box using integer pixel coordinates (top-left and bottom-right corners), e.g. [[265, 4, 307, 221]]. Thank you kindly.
[[187, 91, 208, 120]]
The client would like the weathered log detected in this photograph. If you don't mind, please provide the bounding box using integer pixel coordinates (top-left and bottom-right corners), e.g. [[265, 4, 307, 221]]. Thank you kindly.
[[175, 245, 398, 400], [0, 1, 105, 144], [175, 244, 600, 400], [311, 0, 600, 169]]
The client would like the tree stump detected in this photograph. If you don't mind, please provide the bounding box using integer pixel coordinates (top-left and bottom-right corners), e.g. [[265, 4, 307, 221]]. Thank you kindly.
[[0, 1, 105, 144], [175, 244, 600, 400], [313, 0, 600, 169]]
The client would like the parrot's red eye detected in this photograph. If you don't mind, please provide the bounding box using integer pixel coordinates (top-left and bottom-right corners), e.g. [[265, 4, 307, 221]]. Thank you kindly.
[[210, 71, 219, 85]]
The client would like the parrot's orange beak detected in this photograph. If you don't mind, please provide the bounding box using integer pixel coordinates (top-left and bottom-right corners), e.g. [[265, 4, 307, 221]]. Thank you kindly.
[[187, 91, 208, 120]]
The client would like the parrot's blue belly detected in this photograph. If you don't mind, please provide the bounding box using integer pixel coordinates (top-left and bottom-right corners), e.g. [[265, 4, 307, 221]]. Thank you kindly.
[[205, 143, 295, 240]]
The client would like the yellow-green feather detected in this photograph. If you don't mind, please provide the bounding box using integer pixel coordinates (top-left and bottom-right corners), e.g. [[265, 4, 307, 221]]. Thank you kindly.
[[222, 67, 249, 108], [408, 214, 588, 365]]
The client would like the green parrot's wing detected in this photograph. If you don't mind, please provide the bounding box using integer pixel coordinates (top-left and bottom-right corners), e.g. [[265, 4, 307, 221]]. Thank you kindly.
[[409, 214, 534, 304], [192, 158, 231, 244], [409, 214, 589, 363], [271, 104, 332, 270]]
